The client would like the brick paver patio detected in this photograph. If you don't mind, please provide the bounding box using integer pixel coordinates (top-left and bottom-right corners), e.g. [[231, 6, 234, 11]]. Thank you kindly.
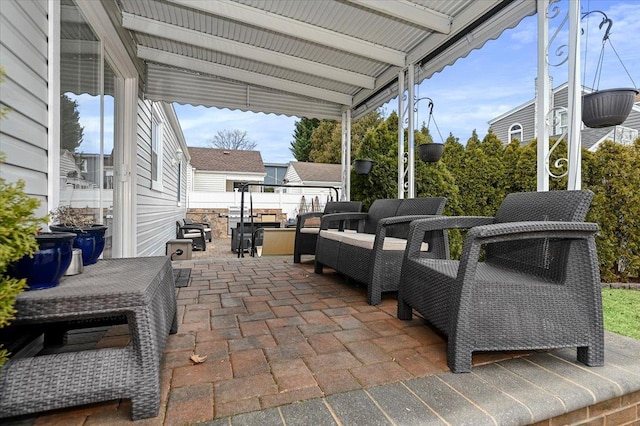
[[6, 237, 640, 425]]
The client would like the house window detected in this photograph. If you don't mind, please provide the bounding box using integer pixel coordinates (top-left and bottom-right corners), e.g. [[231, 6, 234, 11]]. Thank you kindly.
[[554, 110, 568, 135], [151, 107, 163, 191], [508, 123, 524, 143]]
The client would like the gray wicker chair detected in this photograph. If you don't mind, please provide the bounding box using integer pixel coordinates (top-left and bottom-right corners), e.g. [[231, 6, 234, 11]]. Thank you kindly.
[[293, 201, 362, 263], [315, 197, 446, 305], [398, 190, 604, 373]]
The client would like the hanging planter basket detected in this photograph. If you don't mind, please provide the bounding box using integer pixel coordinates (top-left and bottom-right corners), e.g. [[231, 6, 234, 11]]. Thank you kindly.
[[354, 159, 374, 175], [417, 143, 444, 163], [582, 88, 639, 128]]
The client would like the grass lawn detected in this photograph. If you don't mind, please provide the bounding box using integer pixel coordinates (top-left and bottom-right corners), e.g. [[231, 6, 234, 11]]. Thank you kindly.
[[601, 288, 640, 340]]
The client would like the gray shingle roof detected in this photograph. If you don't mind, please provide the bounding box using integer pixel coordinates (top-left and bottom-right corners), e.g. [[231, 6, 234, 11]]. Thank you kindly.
[[291, 162, 341, 182], [187, 148, 265, 173]]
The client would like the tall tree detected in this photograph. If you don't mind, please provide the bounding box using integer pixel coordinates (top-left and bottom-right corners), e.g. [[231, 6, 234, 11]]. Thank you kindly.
[[309, 120, 340, 164], [290, 118, 320, 161], [208, 129, 257, 150], [60, 94, 84, 153]]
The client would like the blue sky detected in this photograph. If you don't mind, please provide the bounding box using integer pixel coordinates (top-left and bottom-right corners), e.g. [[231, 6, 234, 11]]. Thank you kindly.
[[172, 0, 639, 164]]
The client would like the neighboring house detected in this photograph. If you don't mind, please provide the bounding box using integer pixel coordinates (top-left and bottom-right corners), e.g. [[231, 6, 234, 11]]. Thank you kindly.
[[282, 162, 342, 199], [264, 163, 289, 187], [60, 150, 93, 189], [79, 153, 115, 190], [1, 1, 190, 257], [188, 148, 266, 192], [489, 82, 640, 151]]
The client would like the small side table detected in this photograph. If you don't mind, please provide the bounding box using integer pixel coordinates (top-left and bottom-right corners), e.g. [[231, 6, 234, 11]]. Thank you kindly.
[[0, 257, 178, 420]]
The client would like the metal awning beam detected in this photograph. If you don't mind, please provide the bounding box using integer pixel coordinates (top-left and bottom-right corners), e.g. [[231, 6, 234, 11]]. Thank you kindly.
[[122, 13, 376, 90], [138, 46, 353, 105], [346, 0, 452, 34], [168, 0, 406, 66]]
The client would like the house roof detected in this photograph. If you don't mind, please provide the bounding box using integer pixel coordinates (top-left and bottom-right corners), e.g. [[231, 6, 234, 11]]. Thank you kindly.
[[112, 0, 535, 121], [187, 147, 265, 173], [290, 162, 342, 183]]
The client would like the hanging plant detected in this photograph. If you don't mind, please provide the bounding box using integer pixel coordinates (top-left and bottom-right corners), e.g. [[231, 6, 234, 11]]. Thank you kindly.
[[580, 10, 638, 128], [354, 158, 374, 175], [415, 97, 445, 163]]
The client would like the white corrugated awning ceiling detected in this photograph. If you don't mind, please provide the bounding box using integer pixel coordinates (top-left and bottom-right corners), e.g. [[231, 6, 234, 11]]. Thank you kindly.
[[117, 0, 537, 120]]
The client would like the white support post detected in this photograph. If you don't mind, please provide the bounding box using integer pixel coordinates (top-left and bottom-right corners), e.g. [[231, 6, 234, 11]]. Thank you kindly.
[[341, 108, 352, 201], [536, 0, 550, 192], [407, 63, 415, 198], [397, 69, 405, 199], [567, 0, 582, 190]]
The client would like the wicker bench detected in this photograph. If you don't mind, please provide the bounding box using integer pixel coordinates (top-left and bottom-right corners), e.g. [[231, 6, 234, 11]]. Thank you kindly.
[[0, 257, 178, 420], [314, 197, 446, 305]]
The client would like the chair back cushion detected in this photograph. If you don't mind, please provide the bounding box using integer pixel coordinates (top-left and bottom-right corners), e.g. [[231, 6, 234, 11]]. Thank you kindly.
[[363, 199, 402, 234], [323, 201, 362, 214], [487, 190, 594, 281], [389, 197, 447, 238], [183, 218, 194, 225]]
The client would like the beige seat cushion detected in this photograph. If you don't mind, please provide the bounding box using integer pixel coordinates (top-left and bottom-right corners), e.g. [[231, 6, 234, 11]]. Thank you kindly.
[[321, 231, 428, 251], [300, 227, 321, 234]]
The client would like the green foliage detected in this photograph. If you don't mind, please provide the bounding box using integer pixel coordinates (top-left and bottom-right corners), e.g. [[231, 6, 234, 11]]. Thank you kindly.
[[601, 288, 640, 339], [351, 118, 399, 208], [309, 120, 341, 164], [0, 153, 47, 366], [60, 94, 84, 153], [583, 140, 640, 282], [303, 101, 640, 283], [290, 118, 320, 162]]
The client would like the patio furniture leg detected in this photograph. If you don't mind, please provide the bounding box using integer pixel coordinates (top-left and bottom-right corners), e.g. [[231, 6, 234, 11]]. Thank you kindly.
[[397, 298, 413, 320], [314, 262, 324, 274], [577, 345, 604, 366]]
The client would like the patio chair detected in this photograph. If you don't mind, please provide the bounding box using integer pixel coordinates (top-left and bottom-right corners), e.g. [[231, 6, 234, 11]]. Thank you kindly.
[[176, 221, 207, 251], [183, 218, 212, 242], [293, 201, 362, 263], [398, 190, 604, 373]]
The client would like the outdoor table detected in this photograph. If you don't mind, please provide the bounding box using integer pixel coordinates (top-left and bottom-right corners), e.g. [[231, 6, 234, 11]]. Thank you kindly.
[[0, 256, 177, 420]]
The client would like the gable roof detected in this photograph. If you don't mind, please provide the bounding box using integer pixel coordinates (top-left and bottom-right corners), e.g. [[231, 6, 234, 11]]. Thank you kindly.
[[289, 162, 342, 183], [187, 147, 265, 173]]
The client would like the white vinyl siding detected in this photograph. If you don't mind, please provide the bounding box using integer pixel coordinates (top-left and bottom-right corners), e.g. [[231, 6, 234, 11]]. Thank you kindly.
[[0, 0, 49, 217], [194, 173, 226, 192], [136, 100, 188, 256]]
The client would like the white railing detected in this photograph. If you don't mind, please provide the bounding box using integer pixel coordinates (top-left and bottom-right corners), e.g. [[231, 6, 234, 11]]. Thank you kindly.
[[188, 190, 338, 219]]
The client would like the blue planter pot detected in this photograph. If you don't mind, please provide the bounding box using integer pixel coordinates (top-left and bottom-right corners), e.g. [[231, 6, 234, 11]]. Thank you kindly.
[[10, 232, 76, 290], [50, 225, 108, 266]]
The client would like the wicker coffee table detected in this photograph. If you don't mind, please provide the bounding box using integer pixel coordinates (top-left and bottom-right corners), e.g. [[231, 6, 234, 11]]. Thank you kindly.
[[0, 256, 178, 420]]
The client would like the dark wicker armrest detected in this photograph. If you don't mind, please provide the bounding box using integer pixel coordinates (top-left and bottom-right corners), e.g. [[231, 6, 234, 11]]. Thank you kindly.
[[465, 221, 598, 243], [296, 212, 324, 231], [320, 212, 368, 231], [181, 224, 205, 231], [374, 214, 442, 248], [456, 221, 599, 287], [405, 216, 494, 258]]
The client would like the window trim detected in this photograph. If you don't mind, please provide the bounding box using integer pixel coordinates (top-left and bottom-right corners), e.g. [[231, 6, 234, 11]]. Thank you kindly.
[[151, 105, 164, 191], [508, 123, 524, 143]]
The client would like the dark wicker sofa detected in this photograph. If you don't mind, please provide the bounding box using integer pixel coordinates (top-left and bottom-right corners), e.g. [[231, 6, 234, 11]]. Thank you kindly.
[[293, 201, 362, 263], [397, 190, 604, 373], [314, 197, 446, 305]]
